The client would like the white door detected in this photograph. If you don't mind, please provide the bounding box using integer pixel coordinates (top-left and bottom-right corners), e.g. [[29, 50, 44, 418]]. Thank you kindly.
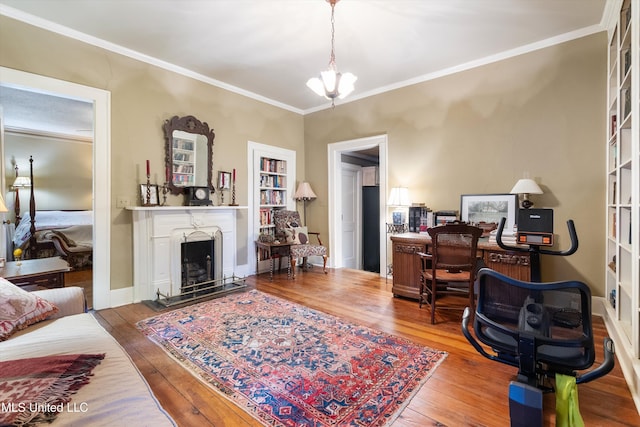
[[341, 163, 361, 269]]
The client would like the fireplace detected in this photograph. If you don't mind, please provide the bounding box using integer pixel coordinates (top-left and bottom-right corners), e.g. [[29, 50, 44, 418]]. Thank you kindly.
[[180, 229, 222, 292], [128, 206, 247, 304]]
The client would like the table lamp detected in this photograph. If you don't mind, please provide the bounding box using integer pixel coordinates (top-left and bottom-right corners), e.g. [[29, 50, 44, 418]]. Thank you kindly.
[[294, 182, 317, 225], [510, 178, 543, 209]]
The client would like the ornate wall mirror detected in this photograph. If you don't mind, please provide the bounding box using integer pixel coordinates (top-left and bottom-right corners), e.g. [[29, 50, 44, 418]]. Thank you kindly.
[[163, 115, 215, 195]]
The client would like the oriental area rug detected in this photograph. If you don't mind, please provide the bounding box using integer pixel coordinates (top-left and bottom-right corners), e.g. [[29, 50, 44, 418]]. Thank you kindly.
[[136, 290, 447, 426]]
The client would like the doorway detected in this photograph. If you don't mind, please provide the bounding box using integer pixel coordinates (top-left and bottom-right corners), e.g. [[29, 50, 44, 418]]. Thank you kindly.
[[327, 135, 387, 276], [0, 67, 111, 309]]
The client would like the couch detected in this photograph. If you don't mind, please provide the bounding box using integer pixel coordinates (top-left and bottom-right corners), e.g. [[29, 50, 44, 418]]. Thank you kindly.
[[0, 285, 176, 426]]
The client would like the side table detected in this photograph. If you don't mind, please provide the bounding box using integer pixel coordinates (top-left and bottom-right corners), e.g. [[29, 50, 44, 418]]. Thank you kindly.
[[1, 257, 71, 291], [256, 241, 291, 280]]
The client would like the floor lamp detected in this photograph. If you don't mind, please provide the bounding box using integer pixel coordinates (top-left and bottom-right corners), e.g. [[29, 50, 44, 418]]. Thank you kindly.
[[12, 165, 32, 225], [294, 182, 317, 226]]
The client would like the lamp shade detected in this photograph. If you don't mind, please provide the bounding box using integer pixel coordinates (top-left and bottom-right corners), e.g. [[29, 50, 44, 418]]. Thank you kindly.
[[12, 176, 31, 188], [0, 194, 7, 213], [388, 187, 411, 207], [510, 179, 543, 195], [294, 182, 317, 200]]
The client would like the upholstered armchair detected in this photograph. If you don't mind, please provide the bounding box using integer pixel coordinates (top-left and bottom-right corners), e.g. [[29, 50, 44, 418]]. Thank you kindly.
[[273, 210, 327, 278]]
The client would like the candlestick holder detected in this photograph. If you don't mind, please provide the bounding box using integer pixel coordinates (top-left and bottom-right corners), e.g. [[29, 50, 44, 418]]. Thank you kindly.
[[230, 181, 238, 206], [144, 175, 152, 206], [161, 182, 169, 206]]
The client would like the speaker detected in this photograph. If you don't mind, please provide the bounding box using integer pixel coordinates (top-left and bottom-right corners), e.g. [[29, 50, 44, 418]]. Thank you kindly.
[[517, 209, 554, 246]]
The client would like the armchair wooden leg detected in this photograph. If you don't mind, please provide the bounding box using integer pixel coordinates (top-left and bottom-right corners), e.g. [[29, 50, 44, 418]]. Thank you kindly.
[[322, 256, 327, 274], [290, 257, 296, 279]]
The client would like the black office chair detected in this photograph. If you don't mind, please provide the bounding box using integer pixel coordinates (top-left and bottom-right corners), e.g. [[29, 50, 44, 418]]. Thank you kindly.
[[462, 268, 614, 424]]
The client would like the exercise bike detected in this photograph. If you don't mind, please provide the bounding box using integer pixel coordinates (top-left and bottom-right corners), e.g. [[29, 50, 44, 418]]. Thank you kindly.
[[462, 210, 615, 426]]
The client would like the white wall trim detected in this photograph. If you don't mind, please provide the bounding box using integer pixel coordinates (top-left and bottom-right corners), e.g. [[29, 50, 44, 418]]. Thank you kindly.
[[597, 296, 640, 414], [247, 141, 296, 274], [328, 135, 387, 275], [0, 66, 111, 309]]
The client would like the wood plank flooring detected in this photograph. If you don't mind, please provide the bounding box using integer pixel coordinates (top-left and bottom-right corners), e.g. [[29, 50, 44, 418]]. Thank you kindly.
[[94, 268, 640, 426]]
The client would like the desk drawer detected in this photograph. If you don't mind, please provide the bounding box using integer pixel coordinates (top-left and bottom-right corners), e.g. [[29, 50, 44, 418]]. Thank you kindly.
[[483, 250, 530, 281]]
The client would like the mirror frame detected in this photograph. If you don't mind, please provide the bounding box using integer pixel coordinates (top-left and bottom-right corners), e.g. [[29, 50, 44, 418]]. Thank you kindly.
[[163, 115, 215, 195]]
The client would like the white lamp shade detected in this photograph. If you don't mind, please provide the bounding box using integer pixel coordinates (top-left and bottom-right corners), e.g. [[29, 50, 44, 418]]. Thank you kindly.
[[510, 179, 543, 195], [388, 187, 411, 206], [12, 176, 31, 188], [294, 182, 317, 200]]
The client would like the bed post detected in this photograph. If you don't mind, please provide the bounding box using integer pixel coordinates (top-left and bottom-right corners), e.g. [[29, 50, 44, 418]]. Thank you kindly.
[[28, 156, 36, 257]]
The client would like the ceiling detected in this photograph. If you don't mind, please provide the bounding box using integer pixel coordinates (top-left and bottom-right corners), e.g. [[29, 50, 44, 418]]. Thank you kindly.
[[0, 0, 611, 133]]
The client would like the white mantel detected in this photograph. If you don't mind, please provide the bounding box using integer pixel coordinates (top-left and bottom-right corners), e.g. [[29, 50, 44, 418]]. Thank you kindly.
[[127, 205, 247, 302]]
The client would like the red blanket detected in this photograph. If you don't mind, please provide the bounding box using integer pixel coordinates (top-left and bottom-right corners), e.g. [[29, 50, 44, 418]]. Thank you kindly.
[[0, 353, 104, 426]]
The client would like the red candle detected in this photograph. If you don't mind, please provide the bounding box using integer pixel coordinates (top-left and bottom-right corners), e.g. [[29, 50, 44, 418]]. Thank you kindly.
[[233, 168, 236, 182], [146, 160, 150, 176]]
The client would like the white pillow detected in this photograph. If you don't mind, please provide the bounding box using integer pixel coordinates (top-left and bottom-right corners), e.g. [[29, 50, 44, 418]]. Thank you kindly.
[[284, 226, 309, 245], [0, 278, 59, 341]]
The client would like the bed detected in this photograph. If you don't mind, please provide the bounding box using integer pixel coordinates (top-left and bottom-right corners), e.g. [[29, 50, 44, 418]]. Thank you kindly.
[[11, 157, 93, 268]]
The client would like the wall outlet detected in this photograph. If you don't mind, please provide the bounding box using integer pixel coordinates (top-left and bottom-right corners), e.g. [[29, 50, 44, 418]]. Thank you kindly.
[[116, 196, 132, 208]]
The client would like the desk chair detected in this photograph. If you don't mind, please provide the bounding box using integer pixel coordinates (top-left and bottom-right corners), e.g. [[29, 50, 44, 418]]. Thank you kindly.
[[418, 223, 483, 324], [273, 210, 327, 278]]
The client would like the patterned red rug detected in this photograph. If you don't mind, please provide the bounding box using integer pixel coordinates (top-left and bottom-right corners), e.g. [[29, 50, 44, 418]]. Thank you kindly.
[[137, 290, 446, 426]]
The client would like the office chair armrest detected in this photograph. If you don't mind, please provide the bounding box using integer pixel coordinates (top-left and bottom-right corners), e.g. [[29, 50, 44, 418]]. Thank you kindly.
[[461, 307, 504, 363], [576, 338, 615, 385]]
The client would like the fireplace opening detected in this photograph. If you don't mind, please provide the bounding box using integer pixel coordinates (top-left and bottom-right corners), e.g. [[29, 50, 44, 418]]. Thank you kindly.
[[182, 239, 214, 290], [155, 227, 246, 308]]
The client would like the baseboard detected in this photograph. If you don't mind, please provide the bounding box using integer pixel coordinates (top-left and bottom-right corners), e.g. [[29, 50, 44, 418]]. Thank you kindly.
[[595, 296, 640, 415], [109, 286, 134, 308]]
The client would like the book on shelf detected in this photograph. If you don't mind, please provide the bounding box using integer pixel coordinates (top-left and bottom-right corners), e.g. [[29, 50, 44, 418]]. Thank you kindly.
[[611, 114, 617, 137]]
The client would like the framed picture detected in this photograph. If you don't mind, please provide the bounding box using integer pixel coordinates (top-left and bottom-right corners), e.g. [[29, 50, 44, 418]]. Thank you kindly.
[[140, 184, 160, 206], [218, 171, 231, 190], [460, 193, 518, 231]]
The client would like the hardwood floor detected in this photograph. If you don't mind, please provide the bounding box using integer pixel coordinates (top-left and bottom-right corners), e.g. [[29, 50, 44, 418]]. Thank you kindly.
[[94, 268, 640, 426], [65, 267, 92, 308]]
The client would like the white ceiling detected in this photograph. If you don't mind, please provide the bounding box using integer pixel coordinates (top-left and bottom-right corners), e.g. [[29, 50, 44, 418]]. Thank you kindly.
[[0, 0, 611, 131]]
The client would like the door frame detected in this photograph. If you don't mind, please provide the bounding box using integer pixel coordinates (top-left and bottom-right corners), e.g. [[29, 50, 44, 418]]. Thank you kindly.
[[327, 134, 387, 275], [0, 67, 111, 309]]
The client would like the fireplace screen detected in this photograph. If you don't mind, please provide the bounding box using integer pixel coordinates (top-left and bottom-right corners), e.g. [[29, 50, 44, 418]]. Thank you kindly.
[[181, 230, 222, 292], [155, 227, 246, 308]]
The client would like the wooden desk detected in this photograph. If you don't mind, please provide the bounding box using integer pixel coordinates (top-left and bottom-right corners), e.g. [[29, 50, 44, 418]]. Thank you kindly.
[[255, 241, 291, 280], [0, 257, 71, 291], [390, 233, 531, 300]]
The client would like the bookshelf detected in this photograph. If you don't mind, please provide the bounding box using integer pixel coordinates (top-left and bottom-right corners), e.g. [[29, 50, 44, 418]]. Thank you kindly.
[[258, 157, 288, 236], [250, 143, 296, 240], [604, 0, 640, 405]]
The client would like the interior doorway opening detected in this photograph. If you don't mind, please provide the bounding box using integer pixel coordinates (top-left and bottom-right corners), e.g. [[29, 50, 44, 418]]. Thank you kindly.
[[328, 135, 387, 277], [0, 67, 110, 309]]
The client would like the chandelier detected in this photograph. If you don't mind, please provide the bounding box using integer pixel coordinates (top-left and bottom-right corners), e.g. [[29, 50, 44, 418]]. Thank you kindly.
[[306, 0, 357, 106]]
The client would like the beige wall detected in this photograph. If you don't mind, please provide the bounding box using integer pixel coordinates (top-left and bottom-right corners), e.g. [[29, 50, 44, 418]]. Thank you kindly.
[[0, 15, 608, 297], [4, 133, 93, 219], [304, 33, 607, 295], [0, 16, 305, 290]]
